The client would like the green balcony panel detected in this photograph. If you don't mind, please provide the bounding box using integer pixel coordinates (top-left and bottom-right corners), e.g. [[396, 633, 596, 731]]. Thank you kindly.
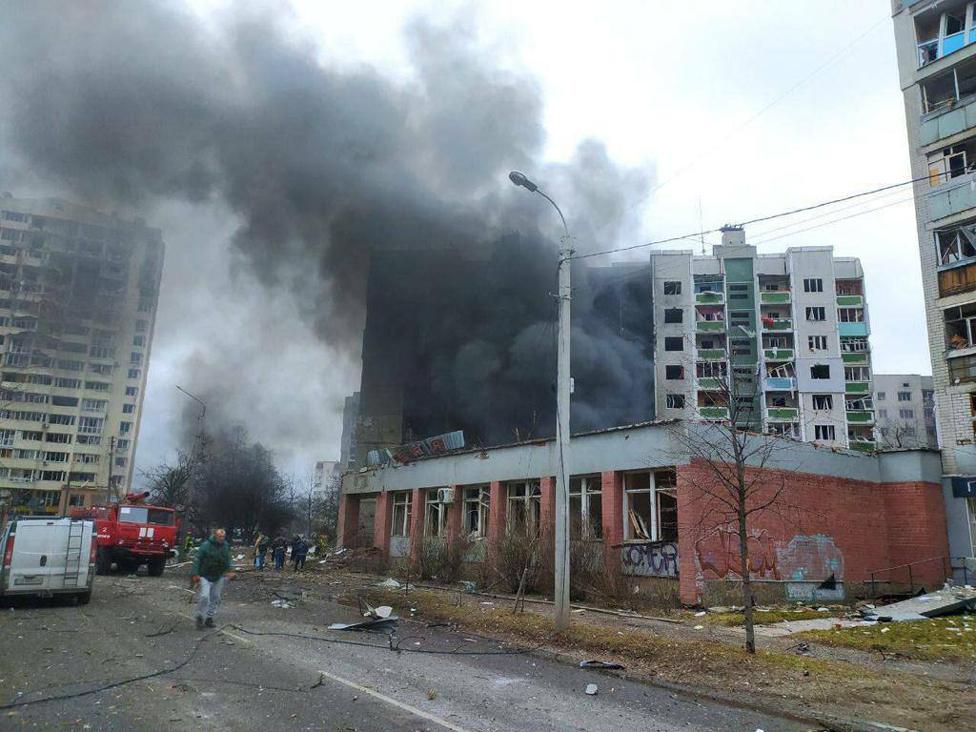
[[767, 407, 798, 421], [838, 322, 868, 338], [695, 292, 723, 304], [835, 295, 863, 307], [845, 381, 870, 394], [697, 377, 722, 390], [699, 406, 729, 420], [763, 319, 792, 331], [696, 320, 726, 332], [760, 291, 791, 304], [846, 410, 874, 423], [841, 352, 868, 364], [763, 348, 794, 361], [697, 348, 726, 361]]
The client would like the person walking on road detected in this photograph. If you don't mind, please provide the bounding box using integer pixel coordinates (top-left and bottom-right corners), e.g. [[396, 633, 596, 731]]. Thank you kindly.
[[291, 535, 308, 571], [272, 535, 287, 571], [191, 528, 235, 629]]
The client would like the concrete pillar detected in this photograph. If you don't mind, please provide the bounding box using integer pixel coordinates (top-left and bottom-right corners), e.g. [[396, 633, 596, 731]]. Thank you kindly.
[[539, 476, 556, 537], [337, 494, 359, 549], [601, 471, 624, 567], [372, 491, 393, 558], [409, 488, 425, 561], [445, 485, 463, 540], [487, 480, 506, 551], [675, 463, 700, 605]]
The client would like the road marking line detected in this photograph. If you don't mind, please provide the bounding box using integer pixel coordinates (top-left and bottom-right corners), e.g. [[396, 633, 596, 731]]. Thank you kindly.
[[175, 613, 471, 732]]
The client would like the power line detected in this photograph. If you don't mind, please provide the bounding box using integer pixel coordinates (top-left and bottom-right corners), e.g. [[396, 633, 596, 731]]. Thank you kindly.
[[750, 195, 917, 246], [570, 170, 946, 261]]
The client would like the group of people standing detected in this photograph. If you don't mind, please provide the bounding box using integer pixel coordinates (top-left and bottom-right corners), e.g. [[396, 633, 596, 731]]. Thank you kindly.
[[253, 533, 309, 571]]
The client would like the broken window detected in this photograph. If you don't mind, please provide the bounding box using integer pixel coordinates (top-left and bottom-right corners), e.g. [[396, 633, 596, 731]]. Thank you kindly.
[[463, 485, 490, 538], [663, 281, 681, 295], [805, 306, 826, 322], [814, 425, 836, 441], [846, 395, 873, 411], [938, 226, 976, 267], [506, 481, 540, 534], [845, 366, 870, 382], [666, 393, 685, 409], [810, 364, 830, 380], [945, 302, 976, 349], [664, 308, 683, 324], [665, 365, 684, 380], [802, 278, 823, 293], [391, 491, 412, 537], [696, 361, 727, 378], [624, 470, 677, 542], [424, 489, 446, 537], [569, 475, 602, 539], [808, 335, 828, 351], [812, 394, 833, 411], [837, 308, 864, 323], [840, 337, 869, 353], [835, 279, 863, 296], [664, 337, 684, 352], [927, 142, 975, 187]]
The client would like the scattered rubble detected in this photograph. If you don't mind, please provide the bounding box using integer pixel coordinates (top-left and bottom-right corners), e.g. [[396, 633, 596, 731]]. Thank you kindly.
[[584, 684, 598, 695]]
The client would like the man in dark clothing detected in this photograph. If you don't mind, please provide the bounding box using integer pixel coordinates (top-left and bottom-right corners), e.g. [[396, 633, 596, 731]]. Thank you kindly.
[[272, 535, 287, 571], [191, 528, 235, 629], [291, 535, 308, 571]]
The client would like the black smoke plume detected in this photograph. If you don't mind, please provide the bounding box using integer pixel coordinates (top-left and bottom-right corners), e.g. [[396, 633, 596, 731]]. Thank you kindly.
[[0, 1, 653, 464]]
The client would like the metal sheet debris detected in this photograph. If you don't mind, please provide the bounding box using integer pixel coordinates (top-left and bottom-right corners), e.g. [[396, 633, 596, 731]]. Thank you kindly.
[[579, 660, 624, 670], [328, 616, 400, 632], [864, 586, 976, 622]]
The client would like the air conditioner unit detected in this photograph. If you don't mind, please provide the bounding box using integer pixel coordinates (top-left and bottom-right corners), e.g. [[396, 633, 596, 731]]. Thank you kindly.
[[437, 487, 455, 504]]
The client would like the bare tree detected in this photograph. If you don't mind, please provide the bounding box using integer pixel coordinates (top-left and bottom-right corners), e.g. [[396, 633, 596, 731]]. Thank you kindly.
[[665, 347, 801, 654], [143, 450, 194, 509]]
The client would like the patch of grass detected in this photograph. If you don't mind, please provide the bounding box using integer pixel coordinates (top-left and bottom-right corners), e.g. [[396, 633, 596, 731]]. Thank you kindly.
[[700, 608, 842, 627], [801, 616, 976, 662]]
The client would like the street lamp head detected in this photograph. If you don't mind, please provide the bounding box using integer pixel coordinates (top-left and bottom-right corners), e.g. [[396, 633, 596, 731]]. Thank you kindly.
[[508, 170, 538, 192]]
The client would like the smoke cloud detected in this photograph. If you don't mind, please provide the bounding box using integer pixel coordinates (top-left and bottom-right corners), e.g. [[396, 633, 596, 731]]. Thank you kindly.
[[0, 1, 653, 469]]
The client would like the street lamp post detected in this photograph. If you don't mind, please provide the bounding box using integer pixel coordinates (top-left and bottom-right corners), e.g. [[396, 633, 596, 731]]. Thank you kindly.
[[508, 171, 572, 632]]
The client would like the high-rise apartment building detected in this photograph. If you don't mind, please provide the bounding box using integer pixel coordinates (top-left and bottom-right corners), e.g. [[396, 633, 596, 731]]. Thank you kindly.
[[874, 374, 938, 449], [892, 0, 976, 559], [0, 196, 162, 514], [651, 227, 874, 450]]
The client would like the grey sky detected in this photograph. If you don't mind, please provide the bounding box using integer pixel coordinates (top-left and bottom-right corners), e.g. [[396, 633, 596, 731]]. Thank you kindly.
[[119, 1, 926, 477]]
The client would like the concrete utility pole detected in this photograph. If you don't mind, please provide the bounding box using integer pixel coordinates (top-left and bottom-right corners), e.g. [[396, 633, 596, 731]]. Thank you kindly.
[[508, 171, 572, 632]]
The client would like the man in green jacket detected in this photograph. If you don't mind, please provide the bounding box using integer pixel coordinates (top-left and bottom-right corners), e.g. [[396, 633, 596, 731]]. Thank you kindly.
[[191, 528, 235, 629]]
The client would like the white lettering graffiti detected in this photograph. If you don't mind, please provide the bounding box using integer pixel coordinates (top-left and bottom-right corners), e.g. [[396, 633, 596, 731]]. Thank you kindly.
[[621, 542, 678, 577]]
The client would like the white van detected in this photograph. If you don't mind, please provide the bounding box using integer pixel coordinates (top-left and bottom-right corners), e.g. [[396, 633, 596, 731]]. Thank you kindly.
[[0, 517, 96, 603]]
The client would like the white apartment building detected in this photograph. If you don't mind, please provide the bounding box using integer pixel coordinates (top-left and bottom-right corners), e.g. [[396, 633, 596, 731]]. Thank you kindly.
[[892, 0, 976, 559], [874, 374, 938, 449], [651, 227, 873, 451], [0, 196, 162, 515]]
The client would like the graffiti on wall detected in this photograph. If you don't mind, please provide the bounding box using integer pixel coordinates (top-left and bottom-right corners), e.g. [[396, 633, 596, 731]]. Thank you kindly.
[[621, 541, 679, 577], [694, 527, 843, 584]]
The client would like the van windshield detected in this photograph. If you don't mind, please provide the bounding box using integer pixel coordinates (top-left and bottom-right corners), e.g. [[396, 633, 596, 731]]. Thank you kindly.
[[118, 506, 175, 526]]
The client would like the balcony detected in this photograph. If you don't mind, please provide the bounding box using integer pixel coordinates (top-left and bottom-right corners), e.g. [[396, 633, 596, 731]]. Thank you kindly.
[[696, 377, 723, 390], [838, 322, 869, 338], [695, 291, 724, 305], [766, 407, 799, 422], [759, 291, 791, 305], [927, 179, 976, 221], [841, 352, 868, 364], [696, 320, 726, 333], [761, 318, 792, 332], [920, 95, 976, 146], [698, 406, 729, 420], [845, 381, 870, 394], [697, 348, 726, 361], [846, 410, 875, 424], [763, 347, 794, 362], [764, 376, 796, 391], [836, 295, 863, 307]]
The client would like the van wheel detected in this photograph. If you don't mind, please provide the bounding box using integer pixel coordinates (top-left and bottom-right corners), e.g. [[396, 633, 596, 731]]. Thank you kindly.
[[77, 590, 91, 605], [95, 549, 112, 576], [147, 558, 165, 577]]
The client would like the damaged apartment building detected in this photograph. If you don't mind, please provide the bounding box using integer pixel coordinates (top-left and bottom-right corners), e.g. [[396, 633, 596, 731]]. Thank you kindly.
[[0, 196, 162, 513], [892, 0, 976, 562], [339, 421, 950, 604], [650, 226, 876, 452]]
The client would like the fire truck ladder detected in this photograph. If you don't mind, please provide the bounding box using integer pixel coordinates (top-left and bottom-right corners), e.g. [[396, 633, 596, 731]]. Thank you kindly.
[[63, 521, 85, 588]]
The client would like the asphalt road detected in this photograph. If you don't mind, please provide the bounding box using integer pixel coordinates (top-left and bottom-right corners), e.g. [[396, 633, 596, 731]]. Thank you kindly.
[[0, 569, 811, 731]]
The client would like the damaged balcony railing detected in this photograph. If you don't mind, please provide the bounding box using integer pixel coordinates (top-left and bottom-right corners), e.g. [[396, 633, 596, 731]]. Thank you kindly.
[[867, 555, 952, 598]]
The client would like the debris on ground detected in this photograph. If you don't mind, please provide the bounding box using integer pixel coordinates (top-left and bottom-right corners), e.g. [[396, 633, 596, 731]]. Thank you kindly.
[[271, 599, 294, 609], [328, 616, 399, 632], [584, 683, 598, 695], [459, 581, 477, 593], [860, 586, 976, 622], [579, 660, 624, 670]]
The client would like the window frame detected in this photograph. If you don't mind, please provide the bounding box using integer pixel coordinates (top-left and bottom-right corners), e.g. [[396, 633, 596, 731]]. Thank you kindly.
[[623, 470, 678, 543], [569, 475, 603, 540]]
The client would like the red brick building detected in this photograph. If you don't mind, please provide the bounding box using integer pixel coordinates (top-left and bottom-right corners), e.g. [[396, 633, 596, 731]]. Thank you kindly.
[[339, 422, 949, 604]]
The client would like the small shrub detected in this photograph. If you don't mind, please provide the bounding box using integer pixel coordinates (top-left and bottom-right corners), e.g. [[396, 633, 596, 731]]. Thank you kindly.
[[411, 534, 473, 583], [492, 524, 541, 593]]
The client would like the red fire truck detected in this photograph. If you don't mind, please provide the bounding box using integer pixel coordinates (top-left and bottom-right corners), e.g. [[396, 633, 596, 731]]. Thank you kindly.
[[69, 492, 178, 576]]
